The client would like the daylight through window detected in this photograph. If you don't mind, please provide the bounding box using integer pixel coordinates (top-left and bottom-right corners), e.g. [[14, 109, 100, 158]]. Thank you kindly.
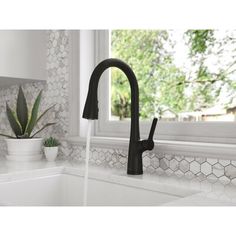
[[110, 30, 236, 122]]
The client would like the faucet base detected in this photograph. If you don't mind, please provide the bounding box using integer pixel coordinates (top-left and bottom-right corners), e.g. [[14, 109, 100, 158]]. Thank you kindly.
[[127, 169, 143, 175], [127, 142, 144, 175]]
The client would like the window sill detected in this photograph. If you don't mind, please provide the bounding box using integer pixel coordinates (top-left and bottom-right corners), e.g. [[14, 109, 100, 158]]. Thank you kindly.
[[65, 136, 236, 160]]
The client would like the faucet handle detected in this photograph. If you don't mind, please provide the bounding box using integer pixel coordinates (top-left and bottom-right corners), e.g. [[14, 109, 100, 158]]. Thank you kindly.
[[148, 118, 158, 141], [141, 118, 158, 151]]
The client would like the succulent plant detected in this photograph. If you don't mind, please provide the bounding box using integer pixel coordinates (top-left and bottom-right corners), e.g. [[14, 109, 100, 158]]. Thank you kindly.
[[43, 137, 60, 147], [0, 86, 55, 139]]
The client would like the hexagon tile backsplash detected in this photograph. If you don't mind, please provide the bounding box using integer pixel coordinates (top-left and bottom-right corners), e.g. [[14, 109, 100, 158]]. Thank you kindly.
[[66, 143, 236, 184], [0, 30, 236, 185]]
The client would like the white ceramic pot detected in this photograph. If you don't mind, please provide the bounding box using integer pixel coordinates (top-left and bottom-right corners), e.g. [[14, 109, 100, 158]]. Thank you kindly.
[[5, 138, 43, 161], [44, 147, 58, 161]]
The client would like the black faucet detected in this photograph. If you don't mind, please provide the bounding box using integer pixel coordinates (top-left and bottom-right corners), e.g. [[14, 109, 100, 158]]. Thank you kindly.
[[82, 58, 157, 175]]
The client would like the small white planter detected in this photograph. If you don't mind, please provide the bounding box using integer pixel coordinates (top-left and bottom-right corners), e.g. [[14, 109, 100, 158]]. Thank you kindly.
[[5, 138, 43, 161], [44, 147, 59, 161]]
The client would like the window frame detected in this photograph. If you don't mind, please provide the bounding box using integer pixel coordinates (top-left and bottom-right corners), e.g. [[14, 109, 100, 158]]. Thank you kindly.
[[94, 30, 236, 144]]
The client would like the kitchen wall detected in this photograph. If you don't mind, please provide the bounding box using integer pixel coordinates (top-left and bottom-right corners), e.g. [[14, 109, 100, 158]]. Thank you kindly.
[[1, 30, 236, 184], [0, 30, 69, 156]]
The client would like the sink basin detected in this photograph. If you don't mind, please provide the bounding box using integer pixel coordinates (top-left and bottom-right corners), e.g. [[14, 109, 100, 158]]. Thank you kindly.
[[0, 171, 197, 206]]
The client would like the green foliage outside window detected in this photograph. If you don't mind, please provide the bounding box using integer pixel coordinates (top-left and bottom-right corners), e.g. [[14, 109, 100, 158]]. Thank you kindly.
[[111, 30, 236, 121]]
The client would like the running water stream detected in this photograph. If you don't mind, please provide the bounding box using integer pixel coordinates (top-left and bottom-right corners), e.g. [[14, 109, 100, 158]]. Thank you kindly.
[[83, 120, 93, 206]]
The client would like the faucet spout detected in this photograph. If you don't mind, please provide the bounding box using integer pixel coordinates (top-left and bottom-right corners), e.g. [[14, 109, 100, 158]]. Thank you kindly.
[[83, 58, 157, 175], [83, 58, 140, 141]]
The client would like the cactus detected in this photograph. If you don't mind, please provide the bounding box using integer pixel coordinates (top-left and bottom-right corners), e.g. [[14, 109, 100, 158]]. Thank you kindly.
[[0, 86, 55, 139]]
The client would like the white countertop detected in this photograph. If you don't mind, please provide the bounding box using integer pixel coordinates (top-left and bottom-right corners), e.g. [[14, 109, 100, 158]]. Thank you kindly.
[[0, 159, 236, 206]]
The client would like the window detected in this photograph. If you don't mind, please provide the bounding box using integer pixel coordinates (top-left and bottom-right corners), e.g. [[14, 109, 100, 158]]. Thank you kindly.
[[110, 30, 236, 123], [95, 30, 236, 144]]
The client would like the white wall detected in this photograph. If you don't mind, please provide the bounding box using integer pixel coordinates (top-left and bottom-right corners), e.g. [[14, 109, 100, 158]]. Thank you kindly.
[[0, 30, 46, 82]]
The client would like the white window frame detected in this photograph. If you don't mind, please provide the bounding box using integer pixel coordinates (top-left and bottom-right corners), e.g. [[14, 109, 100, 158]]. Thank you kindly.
[[94, 30, 236, 144], [67, 30, 236, 159]]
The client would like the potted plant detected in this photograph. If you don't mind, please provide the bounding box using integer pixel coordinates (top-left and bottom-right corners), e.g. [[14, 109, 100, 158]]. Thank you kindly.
[[43, 137, 60, 161], [0, 86, 55, 161]]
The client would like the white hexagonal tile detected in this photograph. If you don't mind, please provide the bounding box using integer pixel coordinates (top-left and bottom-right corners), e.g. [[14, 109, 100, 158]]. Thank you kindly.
[[207, 174, 218, 183], [146, 166, 155, 173], [219, 159, 230, 166], [207, 158, 218, 165], [174, 170, 184, 177], [150, 158, 159, 168], [231, 178, 236, 185], [190, 161, 200, 174], [98, 151, 106, 161], [213, 163, 224, 177], [231, 160, 236, 167], [120, 157, 126, 164], [219, 176, 230, 184], [185, 171, 195, 179], [174, 156, 182, 161], [196, 173, 206, 181], [92, 150, 98, 160], [201, 162, 212, 176], [160, 158, 169, 170], [225, 165, 236, 179], [165, 154, 174, 160], [186, 157, 194, 162], [111, 155, 118, 163], [165, 169, 174, 176], [170, 159, 179, 171], [195, 157, 206, 164], [95, 159, 102, 165], [156, 168, 164, 175], [148, 153, 156, 159], [143, 156, 150, 168], [179, 160, 189, 173], [114, 162, 123, 169]]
